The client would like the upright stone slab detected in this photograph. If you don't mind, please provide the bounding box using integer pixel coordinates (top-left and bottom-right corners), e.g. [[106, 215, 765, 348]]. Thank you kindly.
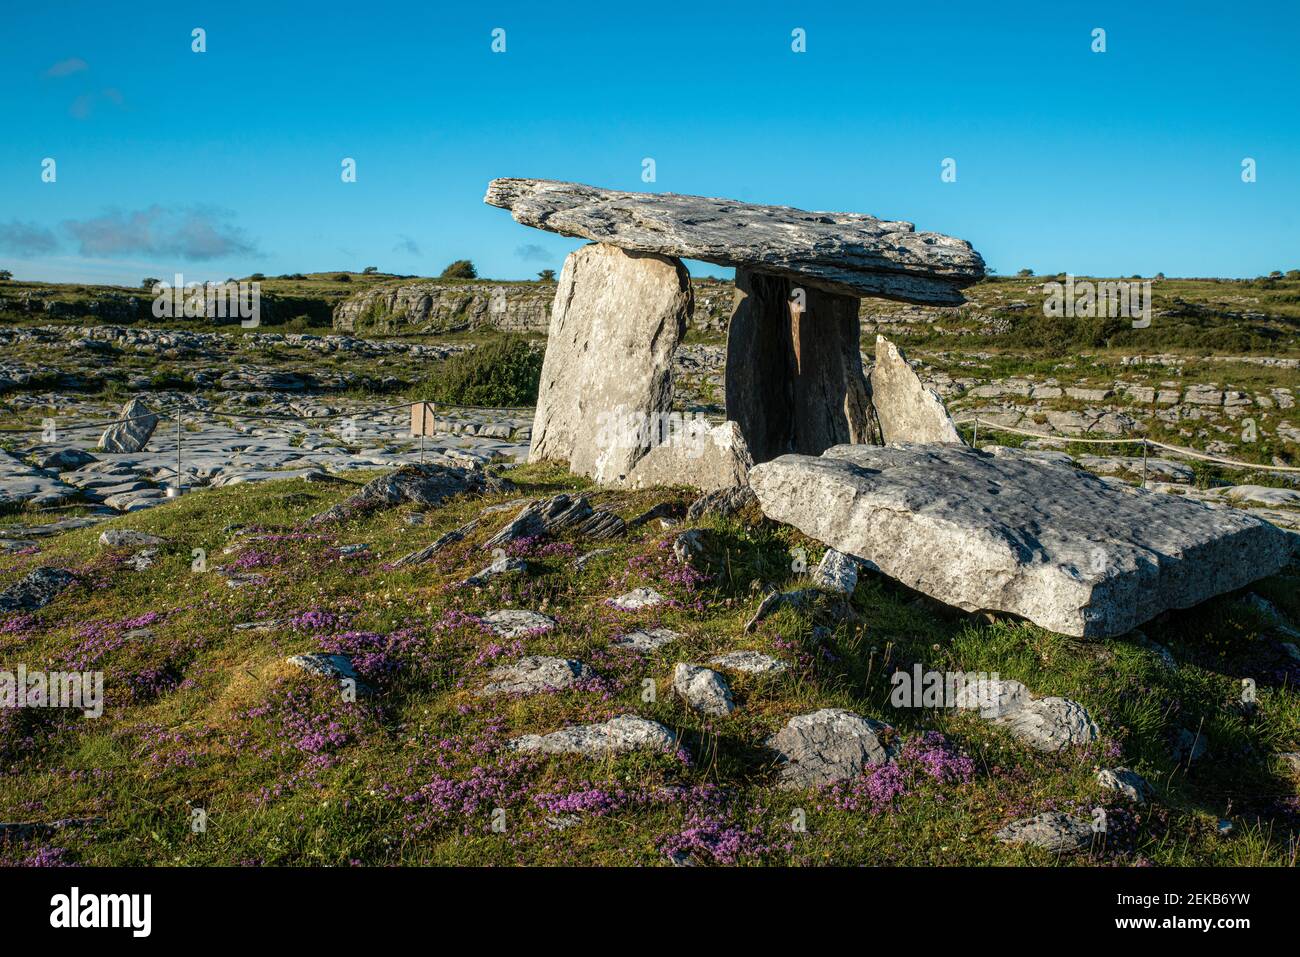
[[529, 243, 693, 484], [869, 335, 963, 444], [748, 443, 1293, 638], [725, 268, 872, 463]]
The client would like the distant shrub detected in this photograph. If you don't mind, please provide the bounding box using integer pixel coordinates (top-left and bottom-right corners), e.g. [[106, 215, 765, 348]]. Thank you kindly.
[[1016, 268, 1033, 277], [362, 266, 378, 274], [537, 268, 556, 281], [1287, 270, 1300, 279], [249, 272, 266, 281], [420, 337, 542, 407], [334, 273, 352, 283], [440, 260, 478, 280]]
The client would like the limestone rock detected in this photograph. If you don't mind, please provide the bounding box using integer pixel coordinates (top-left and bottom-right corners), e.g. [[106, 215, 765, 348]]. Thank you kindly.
[[748, 443, 1293, 638], [812, 549, 860, 594], [608, 587, 666, 611], [671, 529, 705, 566], [463, 556, 527, 587], [766, 708, 894, 789], [869, 336, 963, 444], [725, 269, 872, 462], [0, 567, 76, 613], [508, 714, 676, 756], [952, 677, 1031, 719], [480, 655, 593, 695], [672, 663, 735, 716], [1096, 767, 1154, 803], [686, 485, 757, 522], [286, 653, 372, 694], [994, 697, 1099, 752], [485, 178, 985, 303], [996, 813, 1094, 854], [709, 650, 788, 674], [612, 627, 681, 652], [624, 420, 753, 492], [309, 464, 506, 525], [98, 397, 158, 453], [99, 529, 167, 549], [528, 243, 692, 485], [481, 609, 557, 639]]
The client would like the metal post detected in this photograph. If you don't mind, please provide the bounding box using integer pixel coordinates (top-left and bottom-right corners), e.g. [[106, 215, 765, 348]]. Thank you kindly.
[[1140, 439, 1148, 489], [972, 418, 978, 448]]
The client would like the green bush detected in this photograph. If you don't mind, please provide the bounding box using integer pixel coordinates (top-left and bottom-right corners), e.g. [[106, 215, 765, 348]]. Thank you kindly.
[[439, 259, 477, 280], [419, 336, 542, 407]]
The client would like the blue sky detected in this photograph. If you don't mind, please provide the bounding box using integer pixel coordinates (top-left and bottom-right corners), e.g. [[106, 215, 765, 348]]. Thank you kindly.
[[1, 0, 1296, 286]]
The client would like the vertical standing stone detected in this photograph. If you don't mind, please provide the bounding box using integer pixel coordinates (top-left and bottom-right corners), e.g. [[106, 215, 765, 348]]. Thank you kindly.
[[529, 243, 693, 484], [724, 268, 871, 463], [869, 335, 963, 444]]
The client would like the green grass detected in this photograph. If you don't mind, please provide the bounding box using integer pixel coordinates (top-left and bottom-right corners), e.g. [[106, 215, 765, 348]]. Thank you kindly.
[[1, 463, 1296, 866]]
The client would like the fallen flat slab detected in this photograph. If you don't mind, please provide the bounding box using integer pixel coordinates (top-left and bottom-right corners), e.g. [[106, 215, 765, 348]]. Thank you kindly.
[[748, 443, 1293, 638], [484, 178, 985, 304]]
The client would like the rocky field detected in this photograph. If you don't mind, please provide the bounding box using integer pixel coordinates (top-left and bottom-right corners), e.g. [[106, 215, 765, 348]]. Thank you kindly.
[[1, 273, 1298, 866]]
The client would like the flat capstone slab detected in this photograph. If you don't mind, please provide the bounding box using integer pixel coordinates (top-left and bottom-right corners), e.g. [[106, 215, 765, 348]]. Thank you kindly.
[[484, 178, 985, 304]]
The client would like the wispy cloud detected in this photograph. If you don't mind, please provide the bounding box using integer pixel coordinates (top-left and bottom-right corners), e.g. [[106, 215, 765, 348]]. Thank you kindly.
[[515, 243, 550, 262], [44, 57, 89, 78], [393, 234, 421, 256], [0, 220, 61, 256], [62, 206, 258, 261]]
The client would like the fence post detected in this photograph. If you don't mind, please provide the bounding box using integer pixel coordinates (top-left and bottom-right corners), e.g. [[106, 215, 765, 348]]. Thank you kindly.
[[1140, 438, 1148, 489], [972, 418, 978, 449]]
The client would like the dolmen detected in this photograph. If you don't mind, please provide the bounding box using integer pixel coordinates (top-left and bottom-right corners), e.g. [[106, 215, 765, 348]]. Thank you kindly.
[[485, 178, 984, 486], [486, 177, 1292, 638]]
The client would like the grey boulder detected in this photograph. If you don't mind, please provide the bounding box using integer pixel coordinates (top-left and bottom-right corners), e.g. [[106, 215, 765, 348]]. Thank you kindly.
[[508, 714, 676, 756], [0, 567, 76, 613], [672, 663, 735, 716], [766, 708, 894, 789], [868, 335, 963, 444], [98, 397, 158, 453], [749, 443, 1293, 638], [996, 813, 1094, 854], [480, 655, 593, 695]]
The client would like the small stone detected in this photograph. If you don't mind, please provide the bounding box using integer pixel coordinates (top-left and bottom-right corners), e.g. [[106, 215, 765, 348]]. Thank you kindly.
[[463, 556, 528, 587], [952, 678, 1031, 719], [508, 714, 676, 756], [672, 529, 705, 566], [480, 655, 593, 695], [686, 485, 757, 522], [994, 697, 1099, 752], [125, 548, 157, 571], [612, 627, 682, 652], [766, 708, 894, 789], [812, 548, 860, 594], [481, 609, 557, 638], [1096, 767, 1154, 803], [708, 650, 787, 674], [286, 653, 372, 694], [996, 812, 1094, 854], [607, 587, 666, 611], [99, 529, 167, 548], [0, 567, 76, 612], [573, 548, 613, 571], [672, 663, 735, 716]]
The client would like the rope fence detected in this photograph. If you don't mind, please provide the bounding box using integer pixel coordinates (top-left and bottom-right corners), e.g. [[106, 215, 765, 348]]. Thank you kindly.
[[956, 416, 1300, 486]]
